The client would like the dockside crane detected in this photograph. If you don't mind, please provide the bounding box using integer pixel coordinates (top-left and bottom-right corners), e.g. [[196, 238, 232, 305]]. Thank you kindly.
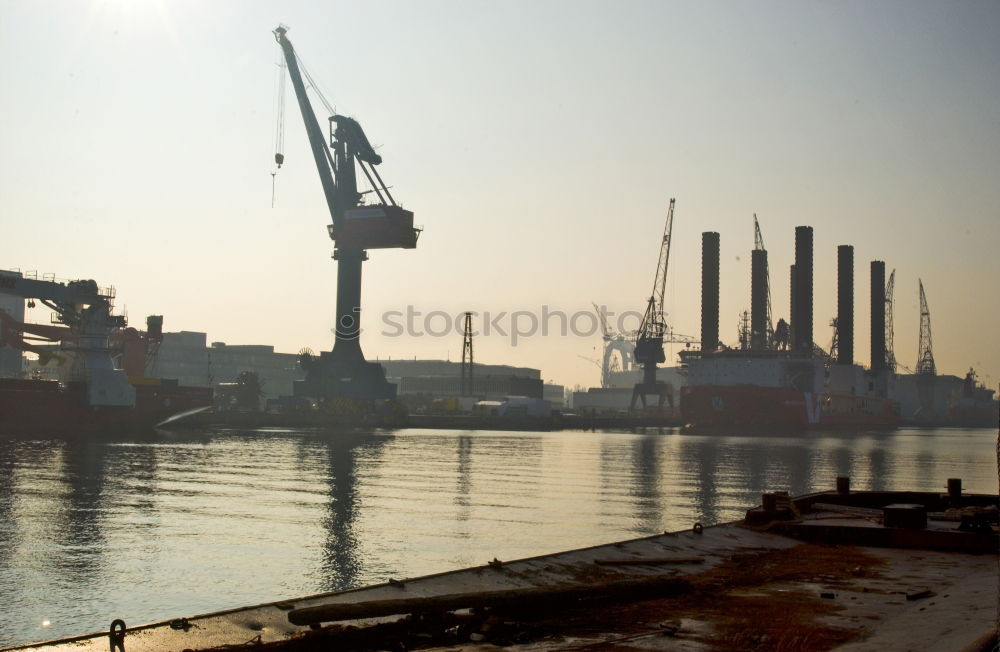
[[885, 269, 897, 372], [630, 199, 676, 413], [752, 214, 774, 348], [273, 25, 421, 402], [916, 279, 935, 376], [914, 279, 937, 419]]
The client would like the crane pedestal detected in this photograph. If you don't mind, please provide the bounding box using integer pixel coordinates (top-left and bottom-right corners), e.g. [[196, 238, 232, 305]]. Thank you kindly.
[[630, 355, 674, 415], [294, 248, 397, 403], [296, 354, 396, 401]]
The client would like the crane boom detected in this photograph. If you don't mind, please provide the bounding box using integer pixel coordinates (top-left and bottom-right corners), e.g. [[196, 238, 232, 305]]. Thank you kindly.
[[650, 198, 675, 331], [273, 26, 340, 227]]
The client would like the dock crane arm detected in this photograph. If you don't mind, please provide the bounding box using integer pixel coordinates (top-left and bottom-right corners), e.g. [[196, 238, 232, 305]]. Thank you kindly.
[[273, 26, 341, 227], [635, 198, 676, 351]]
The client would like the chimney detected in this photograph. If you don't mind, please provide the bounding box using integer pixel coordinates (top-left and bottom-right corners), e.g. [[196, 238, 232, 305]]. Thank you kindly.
[[871, 260, 886, 372], [790, 264, 797, 348], [751, 248, 768, 349], [837, 245, 854, 365], [793, 226, 813, 352], [701, 232, 720, 353]]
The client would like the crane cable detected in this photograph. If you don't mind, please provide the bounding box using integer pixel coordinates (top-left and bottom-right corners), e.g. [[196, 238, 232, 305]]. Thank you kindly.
[[272, 45, 341, 208], [271, 43, 287, 208]]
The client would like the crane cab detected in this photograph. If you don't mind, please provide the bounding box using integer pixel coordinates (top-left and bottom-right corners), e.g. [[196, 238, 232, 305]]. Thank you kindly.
[[329, 205, 421, 250]]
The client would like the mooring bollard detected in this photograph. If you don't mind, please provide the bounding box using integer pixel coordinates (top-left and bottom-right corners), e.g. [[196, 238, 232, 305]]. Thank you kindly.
[[947, 478, 962, 503], [836, 476, 850, 495], [762, 493, 777, 513]]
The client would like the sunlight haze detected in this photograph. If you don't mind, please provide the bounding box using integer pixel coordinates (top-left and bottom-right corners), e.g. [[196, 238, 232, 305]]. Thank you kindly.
[[1, 0, 997, 389]]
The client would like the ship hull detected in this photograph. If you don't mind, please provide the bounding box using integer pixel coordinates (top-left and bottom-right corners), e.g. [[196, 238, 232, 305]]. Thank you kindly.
[[680, 384, 898, 433], [0, 378, 213, 436]]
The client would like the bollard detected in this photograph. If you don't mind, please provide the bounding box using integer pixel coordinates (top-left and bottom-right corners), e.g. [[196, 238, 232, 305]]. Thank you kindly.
[[836, 476, 850, 495], [762, 493, 777, 513], [947, 478, 962, 503]]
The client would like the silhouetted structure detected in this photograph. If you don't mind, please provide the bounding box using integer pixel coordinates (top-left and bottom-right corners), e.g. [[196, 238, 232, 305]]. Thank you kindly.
[[837, 245, 853, 365], [792, 226, 813, 352], [700, 232, 720, 354], [870, 261, 886, 373]]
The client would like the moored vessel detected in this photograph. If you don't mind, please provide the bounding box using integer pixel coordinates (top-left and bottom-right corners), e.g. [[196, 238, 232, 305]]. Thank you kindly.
[[0, 269, 212, 435], [679, 351, 899, 432]]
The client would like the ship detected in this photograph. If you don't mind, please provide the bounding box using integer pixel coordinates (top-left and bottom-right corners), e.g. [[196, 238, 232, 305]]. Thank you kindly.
[[0, 269, 212, 436], [678, 227, 899, 433], [948, 368, 999, 428], [679, 350, 899, 432]]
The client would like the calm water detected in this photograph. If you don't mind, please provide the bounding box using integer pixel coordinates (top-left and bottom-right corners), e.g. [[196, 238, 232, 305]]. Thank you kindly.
[[0, 426, 995, 647]]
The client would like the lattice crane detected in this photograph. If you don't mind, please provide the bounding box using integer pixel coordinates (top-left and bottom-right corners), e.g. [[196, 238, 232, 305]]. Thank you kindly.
[[630, 199, 676, 413], [753, 214, 774, 346], [885, 269, 897, 372], [916, 279, 935, 375]]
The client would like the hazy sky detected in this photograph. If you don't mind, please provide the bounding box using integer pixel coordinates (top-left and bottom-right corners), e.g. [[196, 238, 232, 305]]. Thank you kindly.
[[2, 0, 998, 389]]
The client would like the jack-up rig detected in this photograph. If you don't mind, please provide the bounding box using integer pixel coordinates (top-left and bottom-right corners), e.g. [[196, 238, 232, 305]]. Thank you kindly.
[[274, 26, 421, 402]]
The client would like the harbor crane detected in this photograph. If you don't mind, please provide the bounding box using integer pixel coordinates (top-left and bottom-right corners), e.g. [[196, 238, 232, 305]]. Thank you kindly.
[[916, 279, 935, 376], [630, 199, 676, 413], [884, 269, 897, 372], [752, 214, 774, 348], [915, 279, 937, 419], [274, 25, 420, 401]]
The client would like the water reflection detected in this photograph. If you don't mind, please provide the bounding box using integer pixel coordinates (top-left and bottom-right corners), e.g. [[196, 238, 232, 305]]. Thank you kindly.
[[0, 427, 995, 648], [309, 431, 389, 592], [681, 438, 721, 525], [455, 435, 472, 527], [629, 434, 661, 532], [52, 441, 109, 581]]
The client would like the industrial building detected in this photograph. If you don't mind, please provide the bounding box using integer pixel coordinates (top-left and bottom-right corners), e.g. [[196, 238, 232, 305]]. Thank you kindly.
[[379, 359, 548, 401], [149, 335, 554, 405], [150, 332, 302, 401]]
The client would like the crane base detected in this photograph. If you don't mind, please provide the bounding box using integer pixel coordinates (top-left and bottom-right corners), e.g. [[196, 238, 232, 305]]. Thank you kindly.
[[295, 353, 397, 402]]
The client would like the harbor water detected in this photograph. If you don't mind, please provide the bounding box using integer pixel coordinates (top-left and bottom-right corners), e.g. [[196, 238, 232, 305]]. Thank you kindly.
[[0, 426, 996, 647]]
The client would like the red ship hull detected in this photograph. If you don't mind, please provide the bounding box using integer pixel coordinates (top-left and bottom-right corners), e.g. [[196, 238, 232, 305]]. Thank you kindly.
[[0, 378, 213, 436], [680, 385, 898, 433]]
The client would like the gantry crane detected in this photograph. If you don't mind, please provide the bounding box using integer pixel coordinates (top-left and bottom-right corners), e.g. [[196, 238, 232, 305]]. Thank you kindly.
[[630, 199, 676, 413], [273, 26, 420, 402]]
